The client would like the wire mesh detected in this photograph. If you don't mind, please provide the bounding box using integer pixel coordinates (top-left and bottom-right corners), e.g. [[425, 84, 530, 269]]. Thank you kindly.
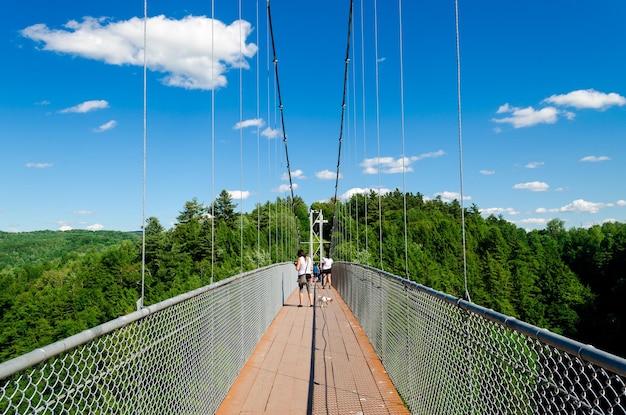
[[0, 263, 296, 415], [333, 262, 626, 415], [3, 262, 626, 414]]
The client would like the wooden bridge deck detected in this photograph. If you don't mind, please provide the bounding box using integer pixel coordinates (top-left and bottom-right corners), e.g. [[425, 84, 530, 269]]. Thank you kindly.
[[216, 286, 409, 415]]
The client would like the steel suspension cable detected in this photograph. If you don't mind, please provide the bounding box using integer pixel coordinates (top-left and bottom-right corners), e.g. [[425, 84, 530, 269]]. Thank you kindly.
[[398, 0, 409, 280], [266, 1, 296, 212], [238, 0, 244, 273], [341, 12, 357, 260], [264, 4, 272, 260], [351, 10, 359, 256], [211, 0, 215, 283], [140, 0, 147, 308], [454, 0, 470, 301], [360, 0, 369, 266], [256, 0, 261, 267], [373, 0, 384, 270], [330, 0, 354, 257]]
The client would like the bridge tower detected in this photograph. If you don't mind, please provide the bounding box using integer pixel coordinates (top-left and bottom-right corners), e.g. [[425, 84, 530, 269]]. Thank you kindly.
[[309, 209, 328, 262]]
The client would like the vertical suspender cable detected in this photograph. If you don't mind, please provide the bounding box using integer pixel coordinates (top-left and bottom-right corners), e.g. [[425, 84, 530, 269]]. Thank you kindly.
[[264, 4, 272, 261], [398, 0, 409, 279], [209, 1, 216, 399], [351, 10, 359, 257], [454, 0, 470, 301], [267, 0, 298, 246], [140, 0, 147, 309], [330, 0, 354, 259], [239, 0, 244, 273], [139, 5, 148, 405], [360, 0, 369, 266], [345, 13, 356, 259], [256, 0, 260, 266], [373, 0, 384, 270], [210, 0, 215, 284], [238, 0, 245, 359]]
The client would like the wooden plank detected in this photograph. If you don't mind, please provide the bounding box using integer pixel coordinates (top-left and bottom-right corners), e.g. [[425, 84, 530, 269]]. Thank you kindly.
[[215, 287, 409, 415], [312, 289, 410, 415]]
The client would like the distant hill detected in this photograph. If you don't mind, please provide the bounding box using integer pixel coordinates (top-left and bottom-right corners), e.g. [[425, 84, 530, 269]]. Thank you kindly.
[[0, 230, 141, 270]]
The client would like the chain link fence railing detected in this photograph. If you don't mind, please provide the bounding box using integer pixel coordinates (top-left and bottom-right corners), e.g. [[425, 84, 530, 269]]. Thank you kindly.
[[0, 263, 296, 415], [4, 261, 626, 414], [333, 262, 626, 415]]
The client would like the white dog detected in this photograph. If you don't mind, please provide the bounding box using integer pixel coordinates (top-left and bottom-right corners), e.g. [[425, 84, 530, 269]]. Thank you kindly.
[[317, 295, 333, 307]]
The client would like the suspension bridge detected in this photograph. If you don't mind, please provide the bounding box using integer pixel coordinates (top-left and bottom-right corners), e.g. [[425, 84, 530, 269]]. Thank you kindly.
[[2, 0, 626, 413]]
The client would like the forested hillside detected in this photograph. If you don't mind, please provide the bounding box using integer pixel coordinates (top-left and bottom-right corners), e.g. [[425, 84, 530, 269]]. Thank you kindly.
[[0, 229, 141, 269], [1, 189, 625, 363], [0, 191, 303, 362], [321, 190, 626, 358]]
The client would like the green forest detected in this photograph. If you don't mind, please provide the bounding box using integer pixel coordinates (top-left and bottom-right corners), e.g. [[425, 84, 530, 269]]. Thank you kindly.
[[0, 191, 302, 362], [1, 189, 625, 363]]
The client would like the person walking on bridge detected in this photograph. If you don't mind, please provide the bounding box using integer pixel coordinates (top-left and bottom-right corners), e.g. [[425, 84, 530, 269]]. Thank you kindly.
[[296, 249, 315, 307], [321, 256, 333, 289]]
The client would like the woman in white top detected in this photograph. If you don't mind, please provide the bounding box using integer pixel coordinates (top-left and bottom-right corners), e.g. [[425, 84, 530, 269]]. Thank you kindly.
[[321, 256, 333, 289], [296, 249, 315, 307]]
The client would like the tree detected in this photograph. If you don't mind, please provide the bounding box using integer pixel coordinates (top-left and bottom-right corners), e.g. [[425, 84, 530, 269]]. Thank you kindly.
[[177, 197, 207, 223], [213, 190, 237, 224]]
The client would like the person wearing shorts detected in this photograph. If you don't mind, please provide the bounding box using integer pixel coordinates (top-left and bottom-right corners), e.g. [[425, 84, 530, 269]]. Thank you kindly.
[[296, 249, 315, 307], [321, 256, 333, 289]]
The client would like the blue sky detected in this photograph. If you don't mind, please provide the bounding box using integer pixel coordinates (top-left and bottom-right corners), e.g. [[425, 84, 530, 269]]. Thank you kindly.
[[1, 0, 625, 233]]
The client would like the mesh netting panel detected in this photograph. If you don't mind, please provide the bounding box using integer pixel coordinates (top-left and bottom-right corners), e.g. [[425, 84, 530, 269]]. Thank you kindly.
[[3, 262, 625, 414], [333, 262, 626, 415], [0, 263, 296, 415]]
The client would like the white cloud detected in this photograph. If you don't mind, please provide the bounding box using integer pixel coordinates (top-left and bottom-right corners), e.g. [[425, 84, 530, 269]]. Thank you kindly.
[[525, 161, 544, 169], [479, 169, 495, 175], [26, 162, 53, 168], [234, 118, 263, 130], [493, 89, 624, 130], [340, 187, 368, 199], [228, 190, 250, 200], [87, 223, 104, 230], [493, 105, 559, 129], [262, 127, 281, 139], [580, 155, 611, 162], [282, 169, 304, 180], [22, 15, 258, 90], [361, 150, 444, 174], [513, 181, 549, 192], [536, 199, 621, 214], [316, 170, 342, 180], [339, 187, 390, 200], [435, 191, 471, 202], [95, 120, 117, 132], [516, 218, 549, 225], [559, 199, 607, 214], [273, 183, 298, 193], [415, 150, 446, 160], [496, 103, 512, 114], [59, 225, 73, 231], [74, 210, 95, 215], [480, 207, 519, 216], [543, 89, 626, 110], [563, 111, 576, 120], [60, 100, 109, 113]]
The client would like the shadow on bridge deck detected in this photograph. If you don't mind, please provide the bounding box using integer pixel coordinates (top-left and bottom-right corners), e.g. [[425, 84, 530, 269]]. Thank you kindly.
[[216, 286, 409, 415]]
